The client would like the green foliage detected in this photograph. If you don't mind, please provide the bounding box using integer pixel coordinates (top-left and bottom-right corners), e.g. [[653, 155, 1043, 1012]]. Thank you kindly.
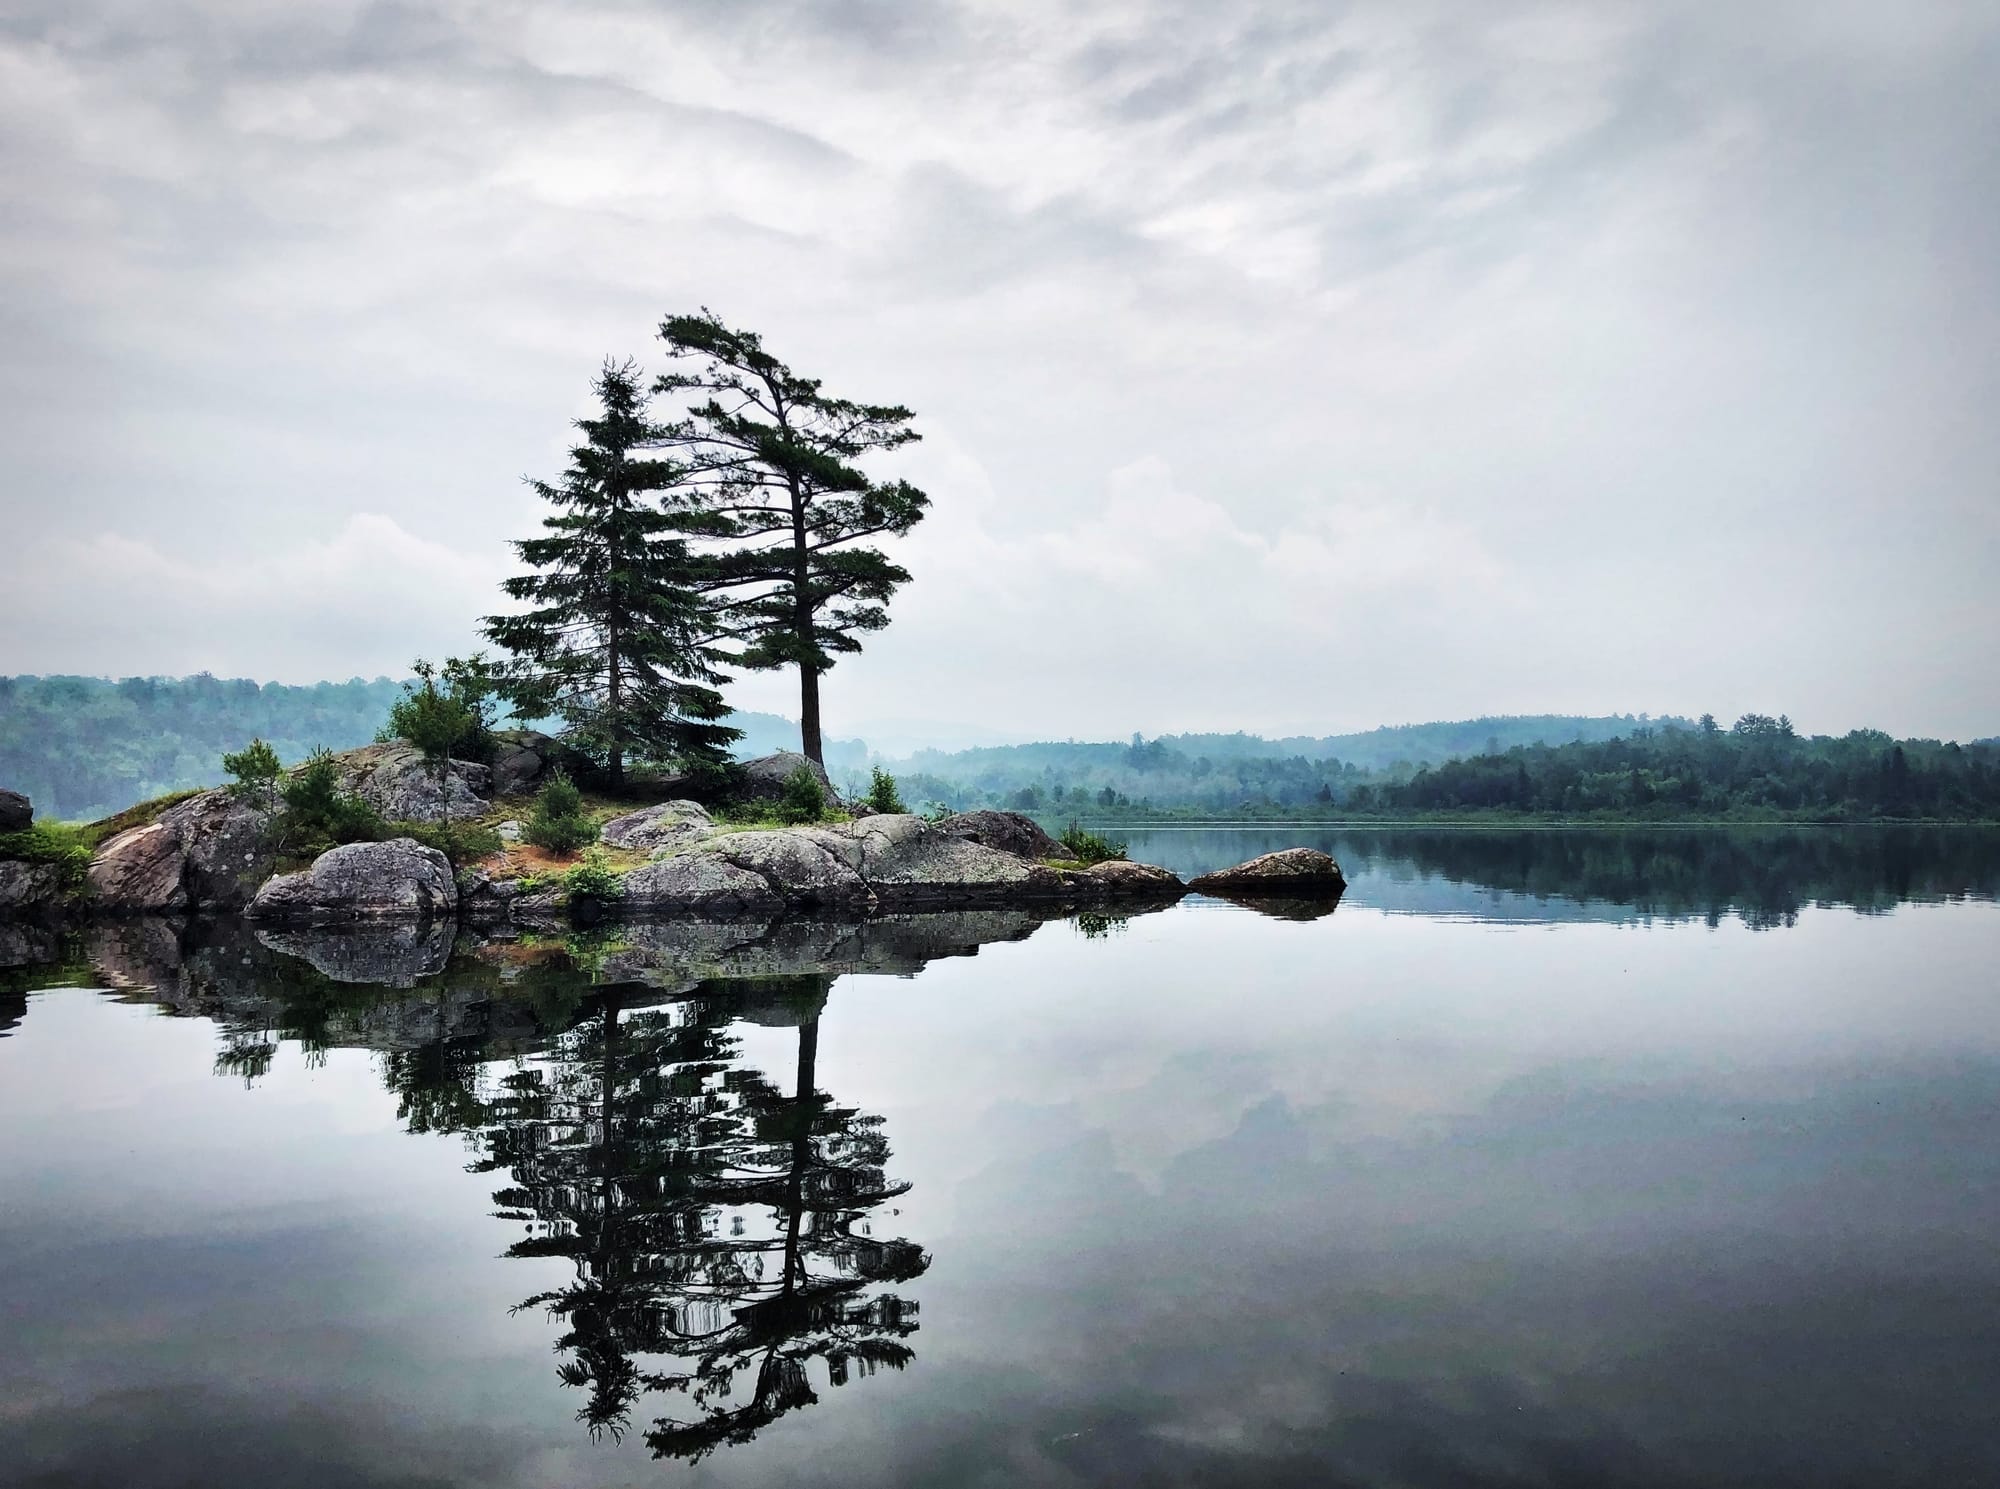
[[0, 821, 92, 892], [396, 820, 504, 864], [280, 749, 387, 848], [1058, 822, 1128, 865], [221, 737, 283, 810], [386, 659, 482, 824], [864, 765, 906, 814], [525, 770, 598, 854], [653, 311, 931, 763], [484, 360, 740, 784], [563, 847, 624, 903], [778, 765, 829, 824]]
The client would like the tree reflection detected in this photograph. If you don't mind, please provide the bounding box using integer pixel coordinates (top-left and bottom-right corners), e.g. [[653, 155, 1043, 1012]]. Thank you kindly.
[[466, 973, 927, 1460]]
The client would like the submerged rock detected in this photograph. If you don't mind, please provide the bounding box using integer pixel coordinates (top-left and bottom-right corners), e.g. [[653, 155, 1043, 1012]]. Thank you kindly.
[[248, 838, 458, 923], [0, 788, 31, 832], [936, 810, 1066, 860], [1188, 847, 1346, 897], [599, 800, 714, 854]]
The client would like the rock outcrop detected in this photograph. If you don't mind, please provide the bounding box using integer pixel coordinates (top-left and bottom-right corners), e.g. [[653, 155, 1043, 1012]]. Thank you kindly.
[[86, 790, 276, 914], [248, 838, 458, 923], [736, 751, 838, 805], [0, 860, 64, 914], [333, 743, 489, 822], [488, 730, 562, 796], [1188, 847, 1346, 896], [87, 823, 189, 912], [611, 814, 1181, 916], [936, 810, 1067, 860], [598, 800, 715, 854], [0, 789, 31, 833]]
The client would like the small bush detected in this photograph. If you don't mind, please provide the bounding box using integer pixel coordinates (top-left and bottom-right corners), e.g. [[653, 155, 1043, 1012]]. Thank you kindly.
[[563, 848, 623, 903], [281, 749, 387, 849], [396, 820, 504, 864], [0, 822, 92, 892], [779, 766, 829, 825], [865, 766, 907, 815], [525, 770, 598, 853], [221, 738, 283, 811], [1058, 822, 1128, 865]]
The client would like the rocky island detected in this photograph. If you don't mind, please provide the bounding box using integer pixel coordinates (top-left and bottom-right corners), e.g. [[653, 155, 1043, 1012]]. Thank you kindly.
[[0, 736, 1345, 929]]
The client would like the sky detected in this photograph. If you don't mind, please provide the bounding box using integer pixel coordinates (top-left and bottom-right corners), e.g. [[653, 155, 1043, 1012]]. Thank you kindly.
[[1, 0, 1995, 744]]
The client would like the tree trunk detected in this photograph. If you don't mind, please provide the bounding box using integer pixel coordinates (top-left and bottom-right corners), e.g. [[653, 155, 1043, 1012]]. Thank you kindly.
[[607, 618, 624, 788], [799, 667, 823, 767]]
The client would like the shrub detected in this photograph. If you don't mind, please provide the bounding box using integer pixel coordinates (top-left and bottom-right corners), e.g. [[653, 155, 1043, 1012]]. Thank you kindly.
[[0, 822, 92, 893], [221, 738, 283, 812], [1058, 822, 1128, 865], [563, 848, 623, 903], [778, 766, 829, 824], [281, 749, 387, 848], [525, 770, 598, 854], [396, 820, 504, 864], [865, 766, 907, 815]]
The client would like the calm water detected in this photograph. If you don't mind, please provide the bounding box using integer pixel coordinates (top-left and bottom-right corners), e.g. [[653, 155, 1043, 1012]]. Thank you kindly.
[[3, 827, 1998, 1488]]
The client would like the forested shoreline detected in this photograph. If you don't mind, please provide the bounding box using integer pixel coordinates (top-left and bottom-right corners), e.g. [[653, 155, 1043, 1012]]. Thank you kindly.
[[7, 673, 1995, 826]]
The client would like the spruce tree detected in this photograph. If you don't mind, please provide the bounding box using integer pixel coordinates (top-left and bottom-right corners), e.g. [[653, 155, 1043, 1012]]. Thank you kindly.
[[484, 361, 740, 786], [652, 311, 930, 765]]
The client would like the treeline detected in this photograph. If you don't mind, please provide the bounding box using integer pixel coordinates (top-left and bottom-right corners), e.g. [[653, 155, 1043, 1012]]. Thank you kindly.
[[0, 674, 405, 820], [0, 673, 820, 821], [873, 714, 2000, 822]]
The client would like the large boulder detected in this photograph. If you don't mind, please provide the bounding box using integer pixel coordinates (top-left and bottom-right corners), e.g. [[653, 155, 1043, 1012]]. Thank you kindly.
[[157, 790, 277, 908], [332, 743, 489, 822], [248, 838, 458, 924], [86, 789, 277, 914], [0, 789, 30, 833], [936, 810, 1066, 860], [488, 729, 564, 797], [87, 823, 188, 913], [599, 800, 715, 854], [735, 751, 838, 806], [609, 814, 1179, 916], [1188, 848, 1346, 897]]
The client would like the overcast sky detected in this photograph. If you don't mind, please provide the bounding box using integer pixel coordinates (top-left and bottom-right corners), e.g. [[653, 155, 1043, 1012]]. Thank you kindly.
[[2, 0, 1995, 742]]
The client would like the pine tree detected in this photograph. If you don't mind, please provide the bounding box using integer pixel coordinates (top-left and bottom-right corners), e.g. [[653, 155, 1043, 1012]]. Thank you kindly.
[[484, 361, 739, 786], [652, 311, 930, 766]]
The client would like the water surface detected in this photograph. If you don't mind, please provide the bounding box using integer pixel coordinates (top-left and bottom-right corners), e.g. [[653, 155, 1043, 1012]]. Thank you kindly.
[[3, 827, 1997, 1488]]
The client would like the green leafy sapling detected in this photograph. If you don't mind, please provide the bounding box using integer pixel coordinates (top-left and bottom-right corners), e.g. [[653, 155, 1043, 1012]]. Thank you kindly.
[[524, 769, 598, 854], [221, 737, 283, 813], [387, 659, 480, 825], [778, 765, 828, 825]]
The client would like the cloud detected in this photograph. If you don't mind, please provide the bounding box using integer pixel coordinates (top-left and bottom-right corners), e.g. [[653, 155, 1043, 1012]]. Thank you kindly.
[[0, 0, 1995, 736]]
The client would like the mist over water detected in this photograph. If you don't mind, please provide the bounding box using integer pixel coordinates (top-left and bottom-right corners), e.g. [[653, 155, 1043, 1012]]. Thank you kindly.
[[3, 827, 1998, 1487]]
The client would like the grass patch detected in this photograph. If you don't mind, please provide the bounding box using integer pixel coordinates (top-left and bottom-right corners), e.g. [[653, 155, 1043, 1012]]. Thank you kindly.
[[77, 790, 204, 850], [0, 822, 93, 892], [1056, 822, 1128, 866]]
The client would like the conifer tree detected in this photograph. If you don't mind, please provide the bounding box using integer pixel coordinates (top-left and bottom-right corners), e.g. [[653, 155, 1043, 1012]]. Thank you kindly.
[[484, 361, 739, 786], [652, 312, 930, 766]]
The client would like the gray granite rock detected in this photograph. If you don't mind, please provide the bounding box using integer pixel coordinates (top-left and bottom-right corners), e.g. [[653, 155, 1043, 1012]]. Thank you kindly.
[[0, 860, 64, 914], [936, 810, 1066, 860], [248, 838, 458, 923], [158, 790, 276, 908], [0, 788, 30, 832], [333, 743, 489, 822], [87, 822, 188, 913], [599, 800, 714, 853], [1188, 847, 1345, 896]]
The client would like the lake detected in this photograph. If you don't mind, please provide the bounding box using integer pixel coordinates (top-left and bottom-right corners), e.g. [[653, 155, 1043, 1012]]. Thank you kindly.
[[3, 826, 1998, 1488]]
